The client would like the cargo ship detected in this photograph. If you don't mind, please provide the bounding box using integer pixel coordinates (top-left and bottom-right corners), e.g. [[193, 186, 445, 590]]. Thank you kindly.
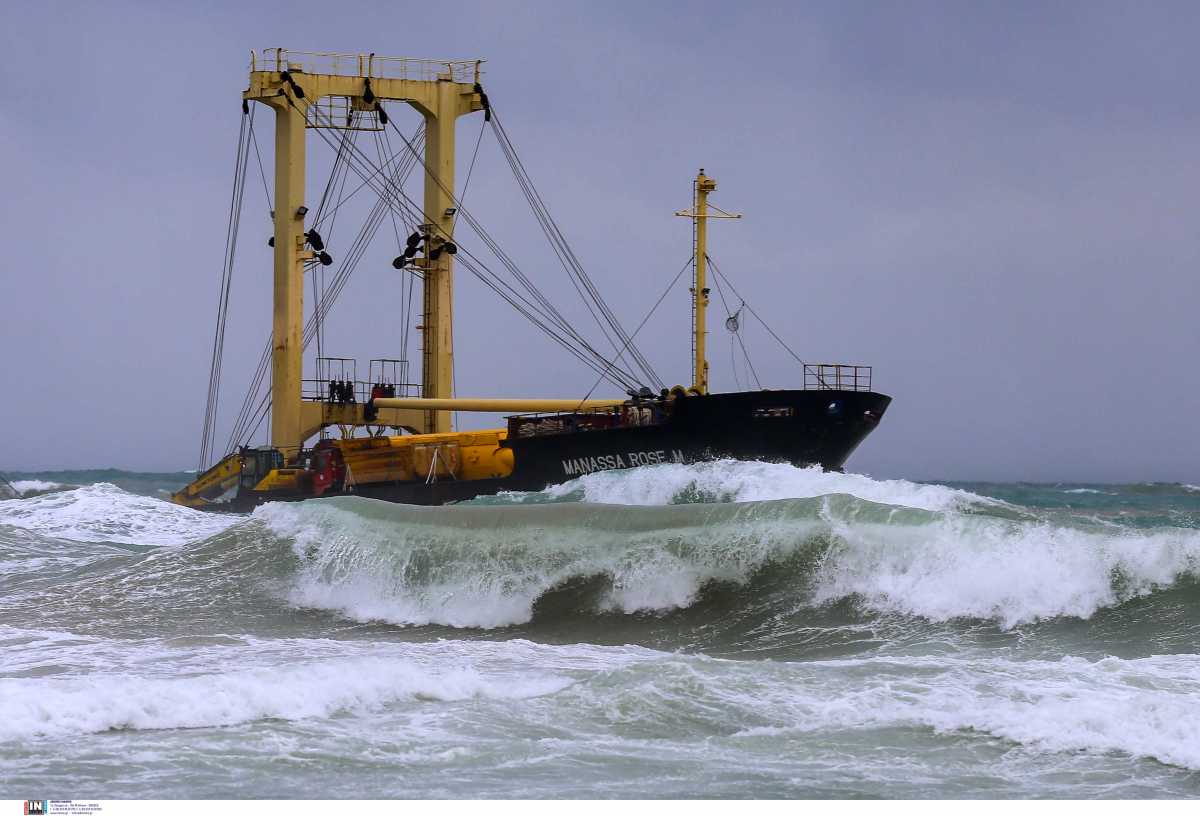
[[173, 50, 890, 511]]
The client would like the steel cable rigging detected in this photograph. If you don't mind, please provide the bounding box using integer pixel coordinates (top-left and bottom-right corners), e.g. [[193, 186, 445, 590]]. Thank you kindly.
[[223, 120, 428, 453], [199, 106, 253, 470], [488, 108, 664, 390], [297, 100, 647, 392], [373, 101, 662, 392], [215, 84, 672, 456], [369, 109, 646, 391], [707, 253, 761, 390], [706, 254, 815, 385]]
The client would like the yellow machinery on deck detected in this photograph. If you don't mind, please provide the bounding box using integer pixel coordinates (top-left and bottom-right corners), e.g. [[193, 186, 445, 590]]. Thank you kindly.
[[172, 452, 244, 508]]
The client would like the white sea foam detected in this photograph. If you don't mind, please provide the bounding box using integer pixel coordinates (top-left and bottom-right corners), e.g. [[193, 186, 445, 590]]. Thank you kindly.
[[258, 497, 820, 628], [594, 651, 1200, 771], [0, 654, 572, 738], [524, 459, 995, 512], [812, 506, 1200, 627], [0, 482, 238, 546], [9, 480, 67, 496], [259, 490, 1200, 631], [4, 616, 1198, 772]]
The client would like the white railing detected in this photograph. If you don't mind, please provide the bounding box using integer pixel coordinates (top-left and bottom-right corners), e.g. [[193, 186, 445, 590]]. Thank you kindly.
[[803, 364, 873, 392], [251, 49, 482, 84]]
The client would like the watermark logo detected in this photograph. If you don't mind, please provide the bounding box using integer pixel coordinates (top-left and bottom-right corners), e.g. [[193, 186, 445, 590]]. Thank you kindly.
[[24, 803, 48, 816]]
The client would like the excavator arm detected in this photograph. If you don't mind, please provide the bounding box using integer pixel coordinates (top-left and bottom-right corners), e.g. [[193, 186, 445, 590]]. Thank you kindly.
[[171, 452, 242, 508]]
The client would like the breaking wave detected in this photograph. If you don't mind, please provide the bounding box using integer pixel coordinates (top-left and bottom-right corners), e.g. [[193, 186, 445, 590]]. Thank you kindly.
[[9, 480, 68, 497], [574, 650, 1200, 771], [3, 463, 1197, 633], [489, 459, 998, 512], [256, 476, 1200, 630], [6, 632, 1198, 772], [0, 652, 571, 738], [0, 482, 238, 546]]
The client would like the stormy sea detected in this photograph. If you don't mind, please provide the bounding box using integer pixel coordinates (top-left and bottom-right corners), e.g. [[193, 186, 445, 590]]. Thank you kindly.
[[2, 462, 1199, 799]]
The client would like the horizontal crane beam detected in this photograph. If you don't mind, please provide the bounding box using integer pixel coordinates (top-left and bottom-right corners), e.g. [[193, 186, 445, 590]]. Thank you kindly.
[[245, 72, 484, 119], [372, 397, 625, 413]]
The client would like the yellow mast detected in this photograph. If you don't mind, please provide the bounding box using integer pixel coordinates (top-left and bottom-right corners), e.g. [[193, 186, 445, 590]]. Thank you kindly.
[[264, 87, 308, 457], [244, 50, 485, 459], [417, 79, 468, 435], [675, 169, 740, 394]]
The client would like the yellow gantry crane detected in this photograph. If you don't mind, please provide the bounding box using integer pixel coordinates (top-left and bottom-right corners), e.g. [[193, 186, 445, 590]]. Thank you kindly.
[[242, 49, 625, 464], [247, 50, 487, 456]]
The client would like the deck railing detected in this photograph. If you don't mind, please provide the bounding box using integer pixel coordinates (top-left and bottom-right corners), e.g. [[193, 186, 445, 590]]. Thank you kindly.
[[302, 379, 420, 403], [803, 364, 872, 392], [251, 49, 482, 84]]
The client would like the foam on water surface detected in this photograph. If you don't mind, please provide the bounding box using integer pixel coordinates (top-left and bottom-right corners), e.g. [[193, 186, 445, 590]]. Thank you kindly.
[[256, 481, 1200, 629], [497, 458, 997, 512], [3, 466, 1200, 796], [0, 482, 238, 546]]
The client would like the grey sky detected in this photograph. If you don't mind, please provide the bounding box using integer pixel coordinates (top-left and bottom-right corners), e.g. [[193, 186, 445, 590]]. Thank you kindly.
[[1, 1, 1197, 482]]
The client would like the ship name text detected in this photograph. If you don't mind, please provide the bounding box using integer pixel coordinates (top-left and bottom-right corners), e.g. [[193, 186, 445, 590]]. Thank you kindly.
[[562, 449, 686, 476]]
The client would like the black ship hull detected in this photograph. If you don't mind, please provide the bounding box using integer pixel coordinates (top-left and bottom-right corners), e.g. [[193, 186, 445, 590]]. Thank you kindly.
[[226, 389, 890, 510]]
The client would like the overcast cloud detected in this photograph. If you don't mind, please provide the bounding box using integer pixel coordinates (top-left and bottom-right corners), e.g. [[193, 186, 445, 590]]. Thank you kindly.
[[1, 1, 1197, 482]]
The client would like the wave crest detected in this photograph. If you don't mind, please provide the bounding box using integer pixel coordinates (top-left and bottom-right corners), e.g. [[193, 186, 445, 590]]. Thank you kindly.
[[490, 459, 996, 512], [0, 483, 237, 546], [258, 496, 827, 628], [0, 655, 571, 738], [257, 480, 1200, 630]]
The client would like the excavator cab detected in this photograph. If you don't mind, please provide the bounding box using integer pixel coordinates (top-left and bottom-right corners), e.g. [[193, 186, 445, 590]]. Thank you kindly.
[[240, 447, 285, 490]]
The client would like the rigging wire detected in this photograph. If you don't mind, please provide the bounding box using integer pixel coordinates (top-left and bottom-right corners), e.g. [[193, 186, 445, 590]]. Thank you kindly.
[[578, 256, 694, 405], [487, 108, 663, 389], [707, 255, 810, 381], [224, 120, 428, 453], [247, 113, 273, 211], [299, 100, 644, 391], [372, 122, 418, 395], [310, 124, 425, 230], [456, 117, 487, 229], [317, 133, 359, 358], [707, 255, 761, 390], [448, 118, 485, 430], [310, 114, 360, 363], [358, 100, 646, 390], [226, 161, 412, 453], [224, 117, 422, 453], [199, 106, 252, 470]]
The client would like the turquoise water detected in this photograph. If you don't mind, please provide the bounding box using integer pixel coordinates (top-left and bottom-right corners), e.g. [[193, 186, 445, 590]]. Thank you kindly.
[[1, 463, 1199, 798]]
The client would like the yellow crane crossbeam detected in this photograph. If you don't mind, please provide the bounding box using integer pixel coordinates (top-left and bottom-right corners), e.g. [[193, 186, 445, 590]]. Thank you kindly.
[[372, 397, 625, 413]]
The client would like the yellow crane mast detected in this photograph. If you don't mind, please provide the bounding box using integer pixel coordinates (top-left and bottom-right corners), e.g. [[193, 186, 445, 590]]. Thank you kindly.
[[675, 170, 740, 394]]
